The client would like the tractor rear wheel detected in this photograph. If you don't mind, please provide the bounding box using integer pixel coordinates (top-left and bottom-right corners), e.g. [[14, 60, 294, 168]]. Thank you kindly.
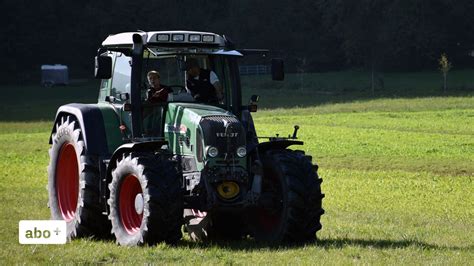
[[250, 149, 324, 243], [108, 153, 183, 246], [47, 115, 110, 239]]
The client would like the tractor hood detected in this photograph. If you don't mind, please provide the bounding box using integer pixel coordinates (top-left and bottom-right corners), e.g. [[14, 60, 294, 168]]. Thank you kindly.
[[165, 102, 246, 161], [169, 102, 235, 122]]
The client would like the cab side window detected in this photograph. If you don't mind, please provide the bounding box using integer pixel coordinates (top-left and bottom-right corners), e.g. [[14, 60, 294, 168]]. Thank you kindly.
[[98, 78, 111, 102], [111, 53, 131, 101]]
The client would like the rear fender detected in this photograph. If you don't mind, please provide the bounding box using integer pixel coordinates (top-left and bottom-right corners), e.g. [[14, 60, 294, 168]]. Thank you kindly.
[[49, 104, 115, 156], [49, 103, 122, 157]]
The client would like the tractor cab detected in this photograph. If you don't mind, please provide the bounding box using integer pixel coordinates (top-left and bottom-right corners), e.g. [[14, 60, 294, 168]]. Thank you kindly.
[[96, 31, 248, 140]]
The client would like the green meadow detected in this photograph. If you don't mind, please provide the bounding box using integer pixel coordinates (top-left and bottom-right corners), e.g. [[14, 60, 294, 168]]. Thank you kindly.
[[0, 70, 473, 264]]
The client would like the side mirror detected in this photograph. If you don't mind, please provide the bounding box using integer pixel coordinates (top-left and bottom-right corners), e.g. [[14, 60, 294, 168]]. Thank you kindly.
[[94, 55, 112, 79], [249, 94, 259, 112], [271, 58, 284, 81], [250, 95, 259, 103], [119, 92, 130, 101]]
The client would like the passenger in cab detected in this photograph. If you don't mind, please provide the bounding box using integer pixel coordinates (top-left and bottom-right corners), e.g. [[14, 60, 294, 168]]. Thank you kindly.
[[146, 70, 172, 103]]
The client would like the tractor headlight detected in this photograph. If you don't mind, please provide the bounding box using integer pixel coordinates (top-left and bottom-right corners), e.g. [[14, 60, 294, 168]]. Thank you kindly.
[[207, 146, 219, 158], [236, 146, 247, 158]]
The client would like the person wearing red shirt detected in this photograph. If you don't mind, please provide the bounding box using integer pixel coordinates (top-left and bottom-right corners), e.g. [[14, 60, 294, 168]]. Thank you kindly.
[[146, 70, 172, 103]]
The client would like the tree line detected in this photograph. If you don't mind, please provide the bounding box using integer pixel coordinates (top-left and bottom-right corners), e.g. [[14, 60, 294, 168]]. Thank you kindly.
[[2, 0, 473, 83]]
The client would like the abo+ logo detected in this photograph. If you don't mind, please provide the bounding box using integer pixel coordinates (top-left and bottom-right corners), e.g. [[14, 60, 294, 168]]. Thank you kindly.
[[19, 220, 67, 244]]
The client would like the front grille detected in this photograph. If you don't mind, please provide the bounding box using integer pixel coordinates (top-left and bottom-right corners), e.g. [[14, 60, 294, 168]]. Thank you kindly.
[[201, 115, 240, 124], [200, 115, 246, 158]]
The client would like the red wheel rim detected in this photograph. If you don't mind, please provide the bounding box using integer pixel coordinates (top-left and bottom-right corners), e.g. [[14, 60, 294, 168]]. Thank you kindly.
[[256, 166, 283, 233], [119, 175, 143, 235], [56, 143, 79, 222], [257, 208, 281, 233]]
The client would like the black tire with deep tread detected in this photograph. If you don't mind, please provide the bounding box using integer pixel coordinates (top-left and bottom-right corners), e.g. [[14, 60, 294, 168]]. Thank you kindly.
[[47, 115, 111, 239], [108, 152, 183, 246], [250, 149, 324, 243]]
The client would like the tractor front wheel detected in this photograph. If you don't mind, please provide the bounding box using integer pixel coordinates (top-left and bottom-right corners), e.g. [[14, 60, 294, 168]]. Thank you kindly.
[[108, 153, 183, 246], [250, 149, 324, 243]]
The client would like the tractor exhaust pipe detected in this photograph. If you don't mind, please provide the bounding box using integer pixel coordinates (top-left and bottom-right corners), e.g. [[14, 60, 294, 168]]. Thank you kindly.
[[130, 34, 144, 139]]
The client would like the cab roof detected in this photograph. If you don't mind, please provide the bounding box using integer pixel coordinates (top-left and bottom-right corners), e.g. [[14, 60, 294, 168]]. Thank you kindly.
[[102, 30, 227, 48]]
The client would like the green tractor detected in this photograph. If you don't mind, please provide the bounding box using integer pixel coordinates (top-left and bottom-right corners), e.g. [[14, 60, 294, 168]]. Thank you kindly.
[[47, 30, 324, 246]]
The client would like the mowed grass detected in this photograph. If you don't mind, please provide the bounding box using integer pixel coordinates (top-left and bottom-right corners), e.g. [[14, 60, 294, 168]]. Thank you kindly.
[[0, 72, 473, 264]]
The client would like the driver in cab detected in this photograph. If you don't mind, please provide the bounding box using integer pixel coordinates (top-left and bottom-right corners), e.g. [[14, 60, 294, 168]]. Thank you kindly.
[[185, 58, 223, 104]]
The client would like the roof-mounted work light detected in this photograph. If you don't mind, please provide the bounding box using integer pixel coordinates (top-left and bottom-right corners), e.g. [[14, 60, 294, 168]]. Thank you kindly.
[[156, 34, 170, 42], [172, 34, 185, 42], [202, 35, 215, 43], [189, 34, 201, 42]]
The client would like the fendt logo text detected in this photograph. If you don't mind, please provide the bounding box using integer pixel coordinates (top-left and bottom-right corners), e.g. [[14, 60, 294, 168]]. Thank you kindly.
[[216, 132, 238, 137], [19, 220, 67, 244]]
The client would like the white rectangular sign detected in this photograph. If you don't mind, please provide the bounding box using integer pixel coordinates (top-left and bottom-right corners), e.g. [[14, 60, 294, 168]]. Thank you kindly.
[[19, 220, 67, 244]]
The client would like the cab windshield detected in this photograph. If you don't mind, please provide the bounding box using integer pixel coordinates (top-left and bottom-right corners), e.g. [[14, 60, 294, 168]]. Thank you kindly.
[[142, 49, 239, 107], [138, 49, 241, 137]]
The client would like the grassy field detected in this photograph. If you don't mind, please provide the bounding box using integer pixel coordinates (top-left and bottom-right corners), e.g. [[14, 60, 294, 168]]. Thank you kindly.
[[242, 69, 474, 108], [0, 80, 99, 121], [0, 71, 473, 264]]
